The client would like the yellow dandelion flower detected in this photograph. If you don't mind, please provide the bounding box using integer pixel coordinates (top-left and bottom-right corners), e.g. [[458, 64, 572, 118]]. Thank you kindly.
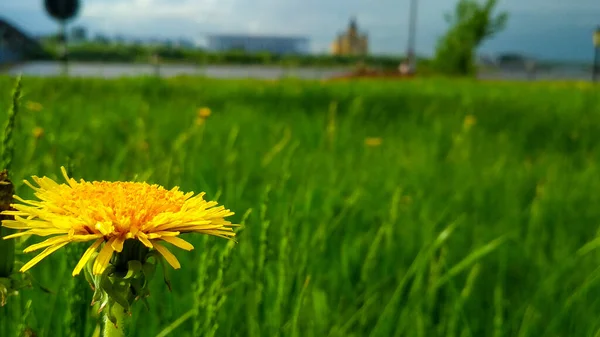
[[401, 195, 413, 205], [364, 137, 383, 147], [463, 115, 476, 130], [25, 101, 43, 112], [138, 141, 149, 151], [197, 107, 211, 119], [32, 127, 44, 139], [576, 81, 592, 90], [0, 167, 237, 277]]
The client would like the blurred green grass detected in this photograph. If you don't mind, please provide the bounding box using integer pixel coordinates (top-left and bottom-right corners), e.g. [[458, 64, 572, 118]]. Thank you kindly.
[[0, 76, 600, 336]]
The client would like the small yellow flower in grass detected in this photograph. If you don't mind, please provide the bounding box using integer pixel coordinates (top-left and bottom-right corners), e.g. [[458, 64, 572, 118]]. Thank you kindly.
[[0, 167, 237, 277], [576, 81, 592, 90], [32, 127, 44, 139], [463, 115, 476, 130], [138, 140, 149, 151], [197, 107, 211, 119], [25, 101, 43, 112], [195, 107, 211, 126], [364, 137, 383, 147]]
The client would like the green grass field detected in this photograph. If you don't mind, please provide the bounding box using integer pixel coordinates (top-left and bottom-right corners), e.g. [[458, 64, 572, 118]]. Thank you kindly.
[[0, 76, 600, 337]]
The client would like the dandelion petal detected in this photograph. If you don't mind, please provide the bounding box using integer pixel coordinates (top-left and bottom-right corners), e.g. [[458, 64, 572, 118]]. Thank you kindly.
[[19, 241, 70, 273], [159, 236, 195, 251], [93, 238, 116, 275], [72, 238, 104, 276], [152, 241, 181, 269]]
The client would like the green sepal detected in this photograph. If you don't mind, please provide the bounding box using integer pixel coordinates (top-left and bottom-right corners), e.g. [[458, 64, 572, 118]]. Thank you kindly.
[[148, 251, 172, 292], [102, 268, 131, 313], [84, 252, 98, 291], [84, 240, 168, 318], [124, 260, 143, 279], [142, 255, 156, 281]]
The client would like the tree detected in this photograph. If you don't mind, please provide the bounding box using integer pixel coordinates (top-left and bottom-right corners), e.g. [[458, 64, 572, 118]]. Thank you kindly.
[[433, 0, 508, 76]]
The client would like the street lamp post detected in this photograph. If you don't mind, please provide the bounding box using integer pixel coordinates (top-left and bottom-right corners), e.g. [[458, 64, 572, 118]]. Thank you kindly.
[[593, 26, 600, 82], [406, 0, 418, 73]]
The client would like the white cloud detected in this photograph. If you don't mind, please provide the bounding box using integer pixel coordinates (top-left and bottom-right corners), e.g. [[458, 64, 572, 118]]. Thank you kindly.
[[82, 0, 233, 25]]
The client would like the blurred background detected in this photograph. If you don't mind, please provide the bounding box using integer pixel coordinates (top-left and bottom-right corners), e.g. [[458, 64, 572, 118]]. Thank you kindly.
[[1, 0, 599, 80]]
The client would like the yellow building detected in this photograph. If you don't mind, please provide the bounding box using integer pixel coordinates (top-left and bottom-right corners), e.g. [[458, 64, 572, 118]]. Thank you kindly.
[[330, 17, 368, 56]]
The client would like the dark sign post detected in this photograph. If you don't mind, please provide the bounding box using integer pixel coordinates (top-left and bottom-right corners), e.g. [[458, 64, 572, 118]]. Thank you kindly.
[[593, 26, 600, 83], [44, 0, 80, 76]]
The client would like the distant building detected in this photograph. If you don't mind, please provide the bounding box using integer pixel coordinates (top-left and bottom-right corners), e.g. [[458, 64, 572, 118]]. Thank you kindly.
[[0, 18, 46, 65], [206, 34, 309, 55], [330, 17, 368, 56]]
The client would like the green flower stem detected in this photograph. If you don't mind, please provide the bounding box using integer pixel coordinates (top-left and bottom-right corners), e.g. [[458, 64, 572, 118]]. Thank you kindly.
[[0, 74, 21, 280], [0, 226, 14, 278], [103, 302, 130, 337]]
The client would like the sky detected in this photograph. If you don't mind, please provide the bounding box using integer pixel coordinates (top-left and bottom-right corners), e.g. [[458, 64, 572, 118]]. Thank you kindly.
[[1, 0, 599, 62]]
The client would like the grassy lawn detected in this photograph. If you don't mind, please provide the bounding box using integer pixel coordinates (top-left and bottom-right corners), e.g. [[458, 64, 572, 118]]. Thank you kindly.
[[0, 76, 599, 337]]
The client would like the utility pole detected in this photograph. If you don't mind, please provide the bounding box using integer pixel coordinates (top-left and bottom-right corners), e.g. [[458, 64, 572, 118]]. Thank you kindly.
[[406, 0, 418, 73], [593, 26, 600, 83]]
